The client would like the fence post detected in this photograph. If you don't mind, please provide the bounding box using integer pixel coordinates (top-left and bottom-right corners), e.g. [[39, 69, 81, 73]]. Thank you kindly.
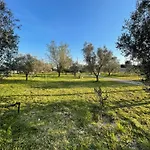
[[16, 102, 21, 114]]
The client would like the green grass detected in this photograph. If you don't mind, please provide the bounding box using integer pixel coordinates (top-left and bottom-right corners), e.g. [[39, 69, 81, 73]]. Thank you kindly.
[[0, 73, 150, 150], [102, 72, 142, 81], [111, 76, 142, 81]]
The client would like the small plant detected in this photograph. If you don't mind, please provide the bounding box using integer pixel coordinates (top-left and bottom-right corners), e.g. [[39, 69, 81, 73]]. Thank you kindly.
[[94, 87, 108, 107], [94, 87, 108, 120]]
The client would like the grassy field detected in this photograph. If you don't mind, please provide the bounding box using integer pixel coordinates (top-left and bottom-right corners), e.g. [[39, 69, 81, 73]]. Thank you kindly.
[[102, 73, 142, 81], [0, 73, 150, 150]]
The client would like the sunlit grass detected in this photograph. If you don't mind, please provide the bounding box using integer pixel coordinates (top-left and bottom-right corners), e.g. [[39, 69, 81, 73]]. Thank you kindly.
[[0, 73, 150, 149], [102, 72, 142, 81]]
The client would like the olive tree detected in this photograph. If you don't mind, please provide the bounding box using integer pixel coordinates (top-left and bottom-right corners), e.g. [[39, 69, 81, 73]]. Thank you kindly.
[[14, 54, 35, 81], [33, 59, 52, 74], [103, 57, 120, 76], [47, 41, 72, 77], [70, 62, 79, 77], [82, 42, 113, 82]]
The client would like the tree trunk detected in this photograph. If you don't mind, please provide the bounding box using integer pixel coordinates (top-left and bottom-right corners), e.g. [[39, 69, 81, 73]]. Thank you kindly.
[[58, 71, 60, 77], [96, 75, 99, 82], [74, 72, 76, 77], [26, 73, 28, 81], [108, 72, 111, 76]]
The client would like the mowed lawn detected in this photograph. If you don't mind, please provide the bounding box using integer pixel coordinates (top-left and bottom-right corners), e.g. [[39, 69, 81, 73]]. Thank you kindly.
[[0, 73, 150, 150]]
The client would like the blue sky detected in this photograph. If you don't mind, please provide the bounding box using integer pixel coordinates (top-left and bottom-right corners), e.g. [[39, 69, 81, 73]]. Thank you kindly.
[[5, 0, 137, 64]]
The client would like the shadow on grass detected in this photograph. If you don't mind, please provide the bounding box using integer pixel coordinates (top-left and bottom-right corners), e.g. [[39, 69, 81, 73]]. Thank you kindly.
[[0, 96, 15, 103], [1, 98, 150, 149], [31, 80, 139, 89], [0, 78, 40, 85], [104, 73, 139, 77], [117, 109, 150, 141], [0, 77, 140, 89], [0, 88, 144, 100], [0, 99, 99, 149], [110, 98, 150, 109], [34, 74, 77, 79]]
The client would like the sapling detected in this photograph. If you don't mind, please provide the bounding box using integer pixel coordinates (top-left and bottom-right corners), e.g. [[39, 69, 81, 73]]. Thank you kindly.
[[94, 87, 108, 120]]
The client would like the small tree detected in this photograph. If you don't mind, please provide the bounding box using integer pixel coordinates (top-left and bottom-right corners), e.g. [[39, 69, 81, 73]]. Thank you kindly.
[[14, 54, 35, 81], [70, 62, 79, 77], [33, 59, 52, 74], [47, 41, 72, 77], [42, 63, 52, 73], [93, 87, 108, 120], [103, 57, 120, 76], [82, 42, 113, 81]]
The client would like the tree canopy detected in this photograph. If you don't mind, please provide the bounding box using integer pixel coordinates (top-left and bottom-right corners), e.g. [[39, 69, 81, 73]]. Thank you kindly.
[[33, 59, 52, 74], [14, 54, 35, 81], [0, 0, 20, 71], [70, 61, 79, 77], [82, 42, 113, 81], [47, 41, 72, 77], [103, 57, 120, 76]]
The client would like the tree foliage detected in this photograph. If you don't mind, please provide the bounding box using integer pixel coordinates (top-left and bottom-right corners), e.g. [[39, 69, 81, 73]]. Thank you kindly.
[[0, 0, 20, 71], [33, 59, 52, 74], [70, 61, 79, 77], [117, 0, 150, 80], [82, 42, 113, 81], [47, 41, 72, 77], [124, 60, 133, 73], [103, 57, 120, 76], [14, 54, 35, 81]]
